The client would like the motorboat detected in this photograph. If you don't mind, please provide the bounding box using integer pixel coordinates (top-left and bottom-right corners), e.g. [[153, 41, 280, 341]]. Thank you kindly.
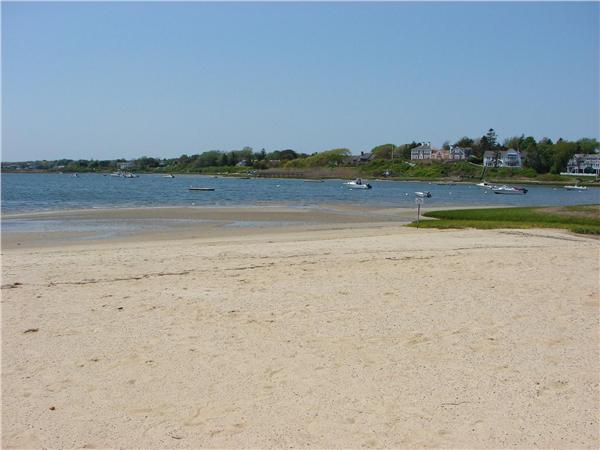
[[189, 187, 215, 191], [111, 171, 139, 178], [343, 178, 372, 189], [415, 191, 432, 198], [564, 184, 587, 191], [163, 174, 175, 178], [492, 185, 528, 195], [476, 181, 494, 189]]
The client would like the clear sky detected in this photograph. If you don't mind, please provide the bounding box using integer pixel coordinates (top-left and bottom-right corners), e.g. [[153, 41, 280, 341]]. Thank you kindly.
[[2, 1, 599, 161]]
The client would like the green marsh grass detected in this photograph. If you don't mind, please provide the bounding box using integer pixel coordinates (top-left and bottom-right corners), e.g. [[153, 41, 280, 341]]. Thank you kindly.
[[408, 205, 600, 235]]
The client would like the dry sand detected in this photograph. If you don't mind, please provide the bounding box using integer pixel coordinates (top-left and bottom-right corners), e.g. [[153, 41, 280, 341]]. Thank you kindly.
[[1, 210, 599, 448]]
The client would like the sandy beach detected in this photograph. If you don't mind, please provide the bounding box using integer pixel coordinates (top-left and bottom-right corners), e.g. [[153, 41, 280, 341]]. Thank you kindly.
[[2, 207, 598, 448]]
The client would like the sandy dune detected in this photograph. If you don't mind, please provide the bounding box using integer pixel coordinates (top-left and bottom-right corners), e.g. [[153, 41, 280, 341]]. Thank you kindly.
[[2, 223, 598, 448]]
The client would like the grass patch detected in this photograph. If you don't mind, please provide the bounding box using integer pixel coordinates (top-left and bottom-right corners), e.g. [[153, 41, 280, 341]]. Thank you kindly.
[[407, 205, 600, 235]]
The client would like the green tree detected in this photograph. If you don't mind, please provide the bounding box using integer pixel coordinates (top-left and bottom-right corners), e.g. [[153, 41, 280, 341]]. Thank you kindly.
[[194, 150, 222, 167], [279, 149, 298, 161], [454, 137, 474, 148], [398, 144, 411, 159], [267, 150, 281, 161], [288, 148, 351, 168], [503, 135, 524, 150], [480, 129, 500, 166], [254, 149, 267, 161], [485, 128, 498, 148], [577, 138, 600, 154], [551, 139, 578, 174], [371, 144, 396, 160], [219, 152, 229, 166], [136, 156, 160, 170], [525, 138, 553, 173]]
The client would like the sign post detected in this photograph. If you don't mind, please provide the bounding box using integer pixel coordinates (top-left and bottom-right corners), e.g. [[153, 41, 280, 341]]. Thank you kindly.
[[415, 196, 424, 228]]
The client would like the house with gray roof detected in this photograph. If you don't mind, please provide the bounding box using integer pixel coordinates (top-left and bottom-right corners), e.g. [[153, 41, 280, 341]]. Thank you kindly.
[[449, 146, 472, 160], [410, 144, 433, 160], [565, 153, 600, 175], [483, 149, 523, 167]]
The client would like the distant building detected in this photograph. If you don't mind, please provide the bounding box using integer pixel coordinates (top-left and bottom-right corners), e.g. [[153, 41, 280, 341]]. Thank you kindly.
[[565, 153, 600, 175], [449, 146, 472, 160], [118, 161, 135, 170], [410, 143, 469, 161], [432, 149, 449, 160], [410, 144, 433, 160], [1, 163, 24, 171], [483, 149, 523, 168], [350, 152, 373, 165]]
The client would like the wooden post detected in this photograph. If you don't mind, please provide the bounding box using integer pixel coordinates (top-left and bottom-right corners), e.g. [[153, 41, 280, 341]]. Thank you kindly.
[[417, 203, 420, 229]]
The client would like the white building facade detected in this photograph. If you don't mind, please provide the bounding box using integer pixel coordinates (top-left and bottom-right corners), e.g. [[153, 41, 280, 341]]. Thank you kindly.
[[483, 149, 523, 168], [410, 144, 433, 160], [565, 153, 600, 175]]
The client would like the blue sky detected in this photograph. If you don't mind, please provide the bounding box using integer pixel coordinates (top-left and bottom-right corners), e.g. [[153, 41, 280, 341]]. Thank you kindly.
[[2, 1, 599, 161]]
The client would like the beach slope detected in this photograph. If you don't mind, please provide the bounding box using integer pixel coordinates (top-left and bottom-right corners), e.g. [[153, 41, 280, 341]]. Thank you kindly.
[[2, 225, 598, 448]]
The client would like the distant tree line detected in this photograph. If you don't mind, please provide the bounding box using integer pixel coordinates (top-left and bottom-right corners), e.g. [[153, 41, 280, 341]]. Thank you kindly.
[[4, 130, 598, 175]]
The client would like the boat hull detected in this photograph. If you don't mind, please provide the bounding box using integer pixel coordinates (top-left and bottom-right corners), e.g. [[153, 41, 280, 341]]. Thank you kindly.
[[344, 183, 371, 189], [493, 189, 527, 195], [564, 186, 587, 191]]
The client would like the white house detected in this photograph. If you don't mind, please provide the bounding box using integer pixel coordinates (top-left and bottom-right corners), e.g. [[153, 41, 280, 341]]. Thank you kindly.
[[449, 146, 472, 160], [483, 149, 522, 168], [410, 144, 433, 160], [565, 153, 600, 175]]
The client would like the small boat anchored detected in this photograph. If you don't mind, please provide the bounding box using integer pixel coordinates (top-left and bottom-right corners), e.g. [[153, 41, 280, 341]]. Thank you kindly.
[[415, 191, 432, 198], [564, 184, 587, 191], [492, 185, 528, 195], [111, 171, 139, 178], [163, 174, 175, 178], [476, 181, 494, 189], [343, 178, 372, 189]]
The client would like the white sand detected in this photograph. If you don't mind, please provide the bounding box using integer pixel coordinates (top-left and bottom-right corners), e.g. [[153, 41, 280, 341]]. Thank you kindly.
[[2, 223, 598, 448]]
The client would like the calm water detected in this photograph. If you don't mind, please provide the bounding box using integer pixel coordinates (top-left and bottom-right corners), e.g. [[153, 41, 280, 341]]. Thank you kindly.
[[2, 172, 599, 214]]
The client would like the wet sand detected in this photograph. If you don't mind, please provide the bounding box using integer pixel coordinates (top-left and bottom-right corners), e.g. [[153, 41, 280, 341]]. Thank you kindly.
[[1, 207, 599, 448], [1, 205, 413, 249]]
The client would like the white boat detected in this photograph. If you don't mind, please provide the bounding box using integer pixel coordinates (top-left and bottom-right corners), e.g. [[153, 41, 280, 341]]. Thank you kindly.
[[476, 181, 494, 189], [111, 171, 139, 178], [343, 178, 372, 189], [492, 185, 528, 195], [163, 174, 175, 178], [564, 185, 587, 191], [415, 191, 432, 198]]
